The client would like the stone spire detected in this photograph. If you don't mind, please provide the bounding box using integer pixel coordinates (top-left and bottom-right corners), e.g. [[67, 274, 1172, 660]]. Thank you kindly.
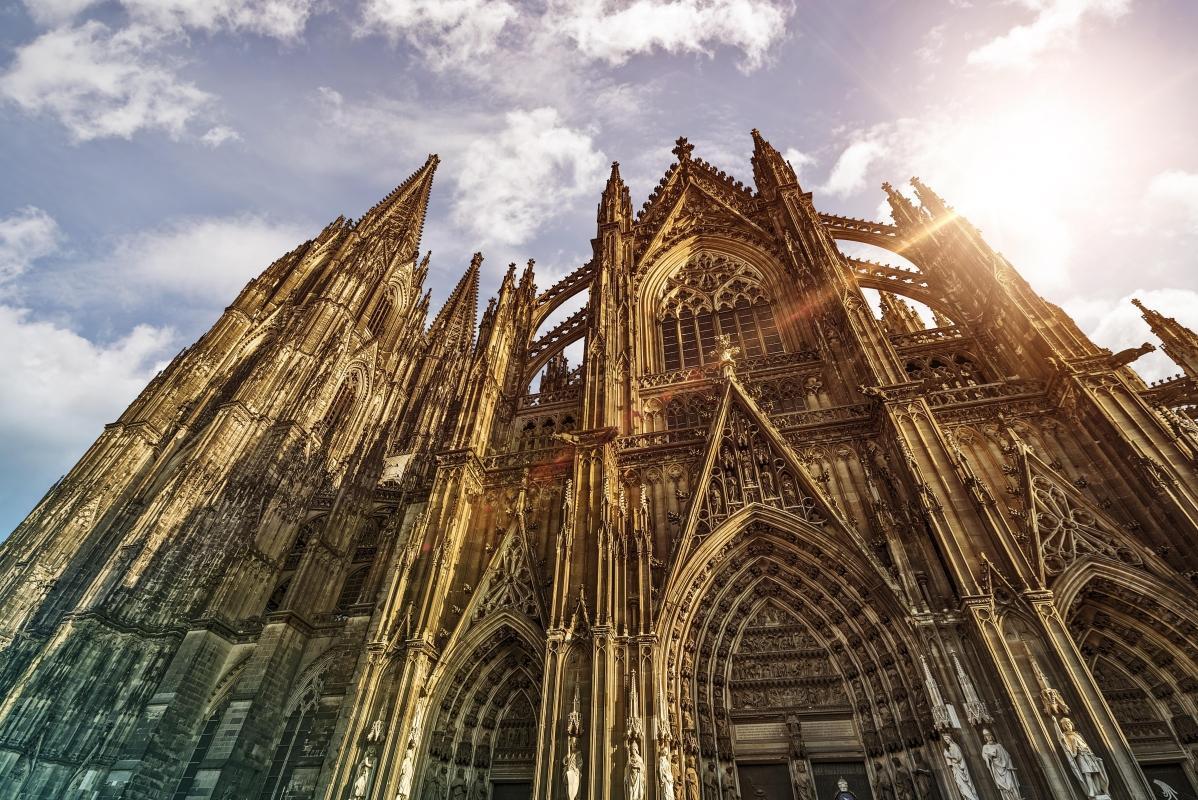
[[1134, 297, 1198, 378], [750, 127, 797, 196], [910, 176, 952, 218], [598, 162, 632, 226], [430, 252, 482, 354], [355, 153, 440, 249], [878, 291, 926, 336], [882, 181, 923, 228]]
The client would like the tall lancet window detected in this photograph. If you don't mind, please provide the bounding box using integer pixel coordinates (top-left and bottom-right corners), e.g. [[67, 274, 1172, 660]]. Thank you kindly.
[[658, 253, 784, 371]]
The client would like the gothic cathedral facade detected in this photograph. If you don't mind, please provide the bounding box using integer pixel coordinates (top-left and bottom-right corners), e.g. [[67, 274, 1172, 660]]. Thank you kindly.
[[2, 132, 1198, 800]]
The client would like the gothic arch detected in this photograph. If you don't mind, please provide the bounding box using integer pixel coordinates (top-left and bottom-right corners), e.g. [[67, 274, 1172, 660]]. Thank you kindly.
[[658, 509, 932, 799], [417, 614, 546, 796]]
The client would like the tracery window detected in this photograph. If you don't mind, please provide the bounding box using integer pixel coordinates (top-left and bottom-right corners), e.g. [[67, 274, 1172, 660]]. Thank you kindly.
[[366, 291, 394, 339], [658, 253, 784, 371], [258, 671, 338, 800]]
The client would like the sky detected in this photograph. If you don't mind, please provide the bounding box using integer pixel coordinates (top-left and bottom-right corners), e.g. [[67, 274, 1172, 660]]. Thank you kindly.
[[1, 0, 1197, 533]]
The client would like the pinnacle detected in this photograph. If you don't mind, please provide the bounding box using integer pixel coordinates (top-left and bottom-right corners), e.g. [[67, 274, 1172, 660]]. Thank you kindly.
[[354, 153, 440, 245], [672, 136, 694, 162]]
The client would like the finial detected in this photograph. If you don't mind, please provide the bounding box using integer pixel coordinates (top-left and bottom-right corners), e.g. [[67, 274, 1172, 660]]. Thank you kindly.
[[710, 333, 741, 377], [672, 136, 694, 162], [470, 252, 484, 269]]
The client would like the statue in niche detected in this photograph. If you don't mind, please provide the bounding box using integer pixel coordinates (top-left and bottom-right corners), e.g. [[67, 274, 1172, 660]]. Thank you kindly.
[[423, 766, 448, 800], [472, 771, 489, 800], [448, 768, 469, 800], [626, 740, 646, 800], [781, 474, 798, 507], [792, 760, 813, 800], [890, 759, 914, 800], [722, 766, 739, 800], [685, 763, 701, 800], [396, 740, 416, 800], [725, 476, 740, 505], [760, 470, 775, 497], [703, 763, 719, 800], [1055, 718, 1111, 800], [833, 777, 859, 799], [941, 734, 979, 800], [565, 747, 583, 800], [709, 487, 724, 518], [980, 729, 1022, 800], [660, 747, 677, 800], [873, 761, 895, 800], [351, 747, 377, 800], [912, 751, 939, 800]]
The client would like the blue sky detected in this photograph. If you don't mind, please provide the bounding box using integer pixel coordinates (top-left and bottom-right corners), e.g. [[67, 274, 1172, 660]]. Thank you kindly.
[[2, 0, 1197, 533]]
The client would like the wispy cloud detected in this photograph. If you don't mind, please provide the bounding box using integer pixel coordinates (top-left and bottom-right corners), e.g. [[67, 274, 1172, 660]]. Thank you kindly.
[[453, 107, 607, 246], [358, 0, 520, 69], [0, 207, 61, 289], [967, 0, 1132, 70]]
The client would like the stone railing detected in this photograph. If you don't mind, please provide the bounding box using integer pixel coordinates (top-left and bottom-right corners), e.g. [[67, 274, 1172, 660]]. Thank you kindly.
[[639, 349, 820, 391], [925, 380, 1044, 407], [517, 384, 581, 410], [888, 326, 963, 349]]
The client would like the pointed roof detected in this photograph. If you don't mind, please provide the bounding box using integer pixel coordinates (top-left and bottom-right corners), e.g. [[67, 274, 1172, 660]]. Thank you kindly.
[[354, 154, 439, 250], [662, 373, 897, 596], [430, 252, 481, 351], [598, 161, 632, 225], [1133, 298, 1198, 378], [882, 182, 923, 228], [910, 177, 952, 217], [634, 136, 757, 231], [750, 128, 797, 194]]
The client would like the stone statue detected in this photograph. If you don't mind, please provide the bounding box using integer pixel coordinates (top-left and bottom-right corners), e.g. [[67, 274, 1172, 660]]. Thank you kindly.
[[685, 764, 701, 800], [1055, 718, 1111, 800], [626, 740, 646, 800], [722, 766, 739, 800], [565, 747, 583, 800], [912, 751, 938, 800], [703, 763, 718, 800], [660, 749, 677, 800], [396, 741, 416, 800], [352, 748, 377, 800], [423, 766, 447, 800], [472, 771, 488, 800], [891, 758, 915, 800], [792, 760, 813, 800], [980, 729, 1022, 800], [448, 768, 468, 800], [874, 761, 896, 800], [941, 734, 979, 800], [833, 777, 858, 800]]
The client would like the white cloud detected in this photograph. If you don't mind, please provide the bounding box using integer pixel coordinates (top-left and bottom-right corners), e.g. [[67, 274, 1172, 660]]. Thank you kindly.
[[0, 207, 61, 288], [200, 125, 241, 147], [916, 23, 946, 64], [453, 107, 607, 246], [1145, 170, 1198, 234], [106, 215, 309, 303], [547, 0, 793, 72], [967, 0, 1132, 70], [359, 0, 520, 68], [0, 21, 214, 141], [1084, 288, 1198, 382], [22, 0, 317, 39], [0, 305, 175, 478], [782, 147, 815, 180], [820, 136, 887, 198]]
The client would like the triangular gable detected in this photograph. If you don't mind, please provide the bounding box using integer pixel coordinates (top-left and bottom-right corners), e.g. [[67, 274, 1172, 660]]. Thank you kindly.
[[666, 376, 897, 591], [1013, 441, 1150, 586], [458, 521, 547, 633], [638, 181, 771, 266]]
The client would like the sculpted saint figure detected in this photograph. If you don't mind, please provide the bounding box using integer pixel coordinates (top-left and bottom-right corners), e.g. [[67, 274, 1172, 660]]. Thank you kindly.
[[660, 749, 677, 800], [833, 777, 858, 800], [626, 741, 646, 800], [685, 764, 701, 800], [448, 768, 468, 800], [891, 758, 915, 800], [1056, 718, 1111, 800], [396, 741, 416, 800], [980, 729, 1022, 800], [423, 766, 447, 800], [941, 734, 980, 800], [874, 761, 896, 800], [565, 747, 583, 800], [352, 749, 377, 800]]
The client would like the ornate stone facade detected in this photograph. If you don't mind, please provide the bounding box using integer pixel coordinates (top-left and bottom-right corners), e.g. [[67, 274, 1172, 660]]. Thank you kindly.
[[1, 132, 1197, 800]]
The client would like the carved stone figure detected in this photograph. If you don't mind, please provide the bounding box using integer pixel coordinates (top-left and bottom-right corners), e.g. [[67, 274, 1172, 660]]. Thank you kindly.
[[703, 763, 719, 800], [980, 729, 1022, 800], [941, 734, 979, 800], [792, 760, 813, 800], [565, 747, 583, 800], [423, 766, 447, 800], [685, 764, 701, 800], [627, 740, 646, 800], [448, 768, 469, 800], [660, 749, 677, 800], [891, 758, 915, 800], [874, 760, 896, 800], [1055, 718, 1111, 800], [352, 748, 377, 799], [396, 741, 416, 800]]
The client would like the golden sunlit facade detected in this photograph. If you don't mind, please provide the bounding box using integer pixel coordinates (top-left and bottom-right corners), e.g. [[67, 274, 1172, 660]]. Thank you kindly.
[[2, 132, 1198, 800]]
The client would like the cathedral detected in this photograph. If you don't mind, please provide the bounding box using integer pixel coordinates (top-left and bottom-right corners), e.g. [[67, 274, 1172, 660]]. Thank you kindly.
[[3, 130, 1198, 800]]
